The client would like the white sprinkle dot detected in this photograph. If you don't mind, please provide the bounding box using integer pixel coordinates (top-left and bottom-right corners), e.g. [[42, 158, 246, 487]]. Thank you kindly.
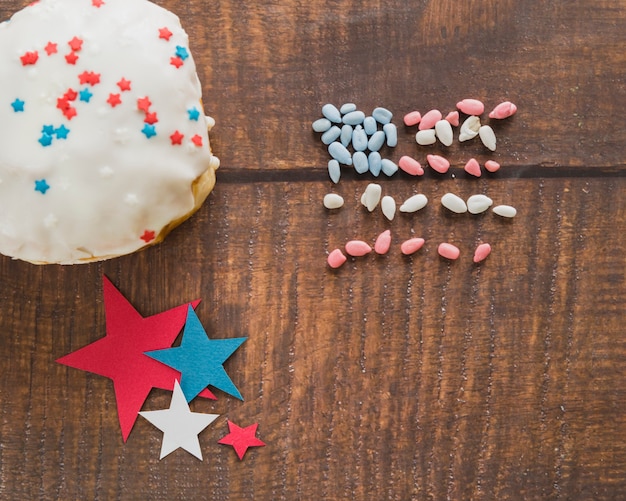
[[124, 193, 139, 206], [43, 214, 58, 228]]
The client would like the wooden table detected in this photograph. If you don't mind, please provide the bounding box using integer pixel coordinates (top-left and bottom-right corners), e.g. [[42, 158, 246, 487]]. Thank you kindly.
[[1, 0, 625, 499]]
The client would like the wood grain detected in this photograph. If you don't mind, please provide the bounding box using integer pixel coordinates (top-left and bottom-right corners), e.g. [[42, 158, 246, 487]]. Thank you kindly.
[[1, 0, 626, 499]]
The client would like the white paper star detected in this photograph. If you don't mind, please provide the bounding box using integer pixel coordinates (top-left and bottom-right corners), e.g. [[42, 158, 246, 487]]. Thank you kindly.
[[139, 380, 219, 460]]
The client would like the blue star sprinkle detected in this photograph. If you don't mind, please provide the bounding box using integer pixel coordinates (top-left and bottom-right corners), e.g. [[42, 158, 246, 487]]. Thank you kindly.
[[141, 124, 157, 139], [55, 125, 70, 139], [145, 305, 247, 402], [39, 134, 53, 147], [11, 99, 25, 112], [187, 107, 200, 121], [34, 179, 50, 194], [175, 45, 189, 60], [79, 88, 93, 103], [42, 124, 55, 135]]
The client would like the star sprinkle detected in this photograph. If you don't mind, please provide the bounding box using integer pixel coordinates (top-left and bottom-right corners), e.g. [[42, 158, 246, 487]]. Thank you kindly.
[[170, 130, 184, 145], [56, 277, 216, 442], [35, 179, 50, 194], [175, 45, 189, 61], [65, 52, 79, 65], [144, 112, 159, 125], [140, 230, 156, 243], [141, 124, 156, 139], [191, 134, 203, 147], [78, 71, 101, 86], [11, 99, 25, 112], [42, 124, 55, 135], [218, 421, 266, 460], [137, 96, 152, 112], [107, 93, 122, 107], [117, 78, 132, 92], [158, 27, 173, 41], [55, 125, 70, 139], [38, 134, 53, 147], [187, 107, 200, 121], [146, 306, 247, 402], [68, 36, 83, 52], [170, 56, 184, 69], [139, 380, 219, 460], [92, 0, 105, 7], [45, 42, 58, 56], [20, 51, 39, 65], [79, 88, 93, 103]]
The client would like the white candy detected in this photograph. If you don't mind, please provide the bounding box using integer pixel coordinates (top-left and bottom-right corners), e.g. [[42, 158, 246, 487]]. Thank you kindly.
[[323, 193, 344, 209], [479, 125, 497, 151], [459, 116, 481, 142], [434, 119, 453, 146], [400, 194, 428, 213], [466, 194, 493, 214], [362, 183, 382, 212], [381, 196, 396, 221], [493, 205, 517, 218], [441, 193, 468, 214], [415, 129, 437, 146]]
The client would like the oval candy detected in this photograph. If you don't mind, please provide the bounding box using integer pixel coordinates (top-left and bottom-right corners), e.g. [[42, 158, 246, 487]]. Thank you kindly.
[[398, 156, 424, 176], [327, 248, 347, 268], [352, 125, 368, 151], [381, 195, 396, 221], [473, 243, 492, 263], [418, 109, 442, 130], [328, 159, 341, 183], [441, 192, 467, 213], [399, 194, 428, 213], [381, 158, 398, 177], [372, 107, 393, 124], [367, 130, 386, 152], [363, 116, 378, 135], [322, 103, 342, 123], [403, 110, 422, 126], [457, 98, 485, 116], [345, 240, 372, 257], [374, 230, 392, 255], [323, 193, 344, 209], [401, 237, 425, 255], [321, 125, 342, 145], [328, 142, 352, 165], [312, 118, 332, 133], [368, 151, 382, 176], [427, 154, 450, 174], [383, 123, 398, 147], [353, 151, 369, 174], [342, 110, 365, 125], [438, 242, 460, 260]]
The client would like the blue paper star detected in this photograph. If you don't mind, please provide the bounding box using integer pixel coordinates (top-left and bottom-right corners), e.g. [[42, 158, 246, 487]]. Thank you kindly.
[[141, 124, 156, 139], [187, 107, 200, 121], [11, 98, 25, 112], [175, 45, 189, 60], [38, 134, 53, 147], [34, 179, 50, 194], [55, 125, 70, 139], [145, 305, 247, 402], [79, 88, 93, 103]]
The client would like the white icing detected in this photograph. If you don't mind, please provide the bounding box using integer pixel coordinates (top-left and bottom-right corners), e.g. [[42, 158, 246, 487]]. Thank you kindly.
[[0, 0, 218, 264]]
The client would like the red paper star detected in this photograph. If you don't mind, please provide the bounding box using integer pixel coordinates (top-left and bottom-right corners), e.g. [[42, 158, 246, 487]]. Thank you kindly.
[[45, 42, 58, 56], [57, 276, 216, 442], [158, 27, 173, 41], [117, 78, 132, 92], [218, 421, 266, 460], [107, 93, 122, 107], [170, 130, 184, 145]]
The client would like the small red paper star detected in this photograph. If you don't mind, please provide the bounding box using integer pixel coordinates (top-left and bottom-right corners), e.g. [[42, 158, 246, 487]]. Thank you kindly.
[[68, 36, 83, 52], [117, 78, 132, 92], [20, 51, 39, 65], [44, 42, 58, 56], [158, 27, 173, 41], [107, 93, 122, 107], [137, 96, 152, 112], [191, 134, 203, 147], [92, 0, 105, 7], [65, 52, 79, 65], [170, 131, 184, 145], [143, 112, 159, 125], [78, 71, 101, 86], [170, 56, 184, 69], [140, 230, 156, 243], [218, 421, 266, 460]]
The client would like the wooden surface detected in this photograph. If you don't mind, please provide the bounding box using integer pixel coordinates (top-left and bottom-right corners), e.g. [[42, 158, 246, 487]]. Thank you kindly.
[[1, 0, 626, 499]]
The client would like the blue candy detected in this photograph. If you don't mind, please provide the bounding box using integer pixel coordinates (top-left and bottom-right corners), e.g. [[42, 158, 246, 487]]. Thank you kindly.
[[372, 107, 393, 125], [322, 103, 342, 123], [352, 125, 368, 152], [321, 125, 342, 145], [353, 151, 369, 174], [383, 123, 398, 147], [342, 110, 365, 126], [328, 142, 352, 165], [312, 118, 331, 133], [368, 151, 382, 176], [367, 130, 386, 152], [328, 159, 341, 183]]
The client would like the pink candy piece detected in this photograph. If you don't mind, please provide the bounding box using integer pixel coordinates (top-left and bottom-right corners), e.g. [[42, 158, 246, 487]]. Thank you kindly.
[[426, 154, 450, 174], [438, 242, 460, 260], [489, 101, 517, 119], [418, 109, 442, 130], [464, 158, 481, 177], [345, 240, 372, 257], [327, 248, 347, 268], [374, 230, 392, 255], [456, 98, 485, 116], [398, 155, 424, 176], [484, 160, 501, 173], [403, 111, 422, 127], [445, 111, 459, 126], [400, 237, 425, 256], [473, 243, 492, 263]]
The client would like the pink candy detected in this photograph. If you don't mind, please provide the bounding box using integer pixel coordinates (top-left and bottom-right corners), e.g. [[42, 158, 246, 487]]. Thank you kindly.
[[327, 248, 347, 268], [418, 109, 442, 130], [403, 111, 422, 127], [438, 242, 460, 260], [473, 243, 492, 263], [464, 158, 481, 177], [489, 101, 517, 119], [398, 155, 424, 176], [374, 230, 391, 255], [345, 240, 372, 257], [400, 238, 425, 255], [456, 98, 485, 116], [426, 154, 450, 174], [445, 111, 459, 126], [484, 160, 501, 173]]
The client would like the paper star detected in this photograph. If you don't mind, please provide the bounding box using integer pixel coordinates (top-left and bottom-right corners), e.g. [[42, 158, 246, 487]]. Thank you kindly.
[[146, 306, 247, 402], [139, 380, 219, 460], [218, 421, 266, 460], [57, 276, 216, 441], [11, 99, 25, 112]]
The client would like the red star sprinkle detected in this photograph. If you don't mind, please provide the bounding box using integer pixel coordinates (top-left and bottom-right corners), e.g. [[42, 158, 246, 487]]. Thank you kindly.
[[20, 51, 39, 66], [92, 0, 105, 7], [107, 93, 122, 107], [68, 36, 83, 52], [218, 421, 266, 460], [44, 42, 58, 56], [191, 134, 203, 147], [65, 52, 79, 65], [117, 78, 132, 92], [63, 88, 78, 101], [144, 112, 158, 125], [158, 27, 173, 41], [170, 131, 184, 145], [56, 276, 215, 442], [137, 96, 152, 112], [170, 56, 184, 69], [78, 71, 101, 86], [63, 106, 77, 120], [57, 96, 77, 119], [140, 230, 156, 243]]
